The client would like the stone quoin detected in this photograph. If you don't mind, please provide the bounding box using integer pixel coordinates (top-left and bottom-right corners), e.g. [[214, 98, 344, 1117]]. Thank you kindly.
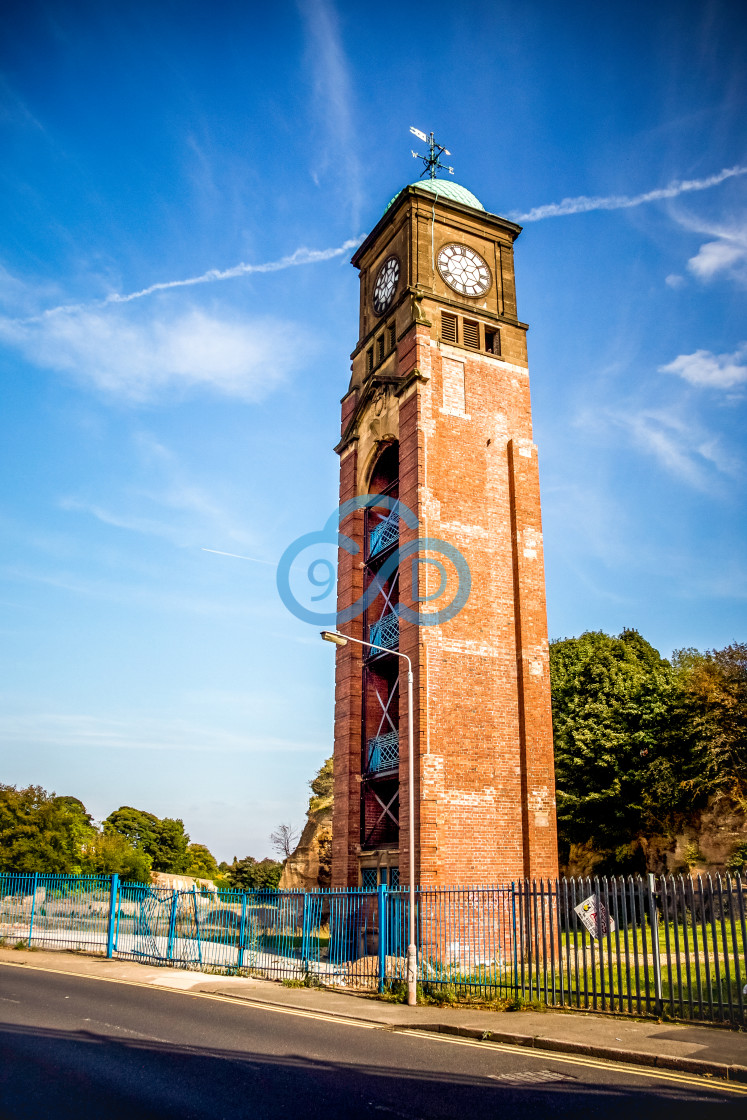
[[331, 173, 558, 888]]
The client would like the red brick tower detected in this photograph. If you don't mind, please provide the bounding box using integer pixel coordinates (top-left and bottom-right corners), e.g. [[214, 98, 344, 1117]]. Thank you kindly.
[[331, 173, 558, 889]]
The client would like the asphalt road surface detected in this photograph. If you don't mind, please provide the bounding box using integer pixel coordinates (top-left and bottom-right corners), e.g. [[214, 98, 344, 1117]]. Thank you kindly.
[[0, 963, 744, 1119]]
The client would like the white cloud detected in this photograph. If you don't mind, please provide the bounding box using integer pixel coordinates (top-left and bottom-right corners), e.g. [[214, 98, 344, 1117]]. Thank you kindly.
[[660, 344, 747, 390], [0, 305, 304, 402], [10, 238, 360, 323], [298, 0, 362, 224], [512, 165, 747, 223], [668, 212, 747, 285], [687, 238, 747, 281], [599, 407, 740, 491], [665, 273, 685, 288]]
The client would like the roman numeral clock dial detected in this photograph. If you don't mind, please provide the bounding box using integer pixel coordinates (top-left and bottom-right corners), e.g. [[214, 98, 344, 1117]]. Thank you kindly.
[[437, 243, 491, 297], [372, 255, 400, 315]]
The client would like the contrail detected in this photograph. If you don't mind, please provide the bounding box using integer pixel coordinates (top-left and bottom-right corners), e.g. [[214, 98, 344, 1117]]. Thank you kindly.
[[512, 165, 747, 223], [29, 238, 363, 323], [201, 548, 275, 565]]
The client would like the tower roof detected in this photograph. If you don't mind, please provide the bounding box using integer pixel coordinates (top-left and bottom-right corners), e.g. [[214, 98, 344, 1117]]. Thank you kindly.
[[386, 179, 485, 214]]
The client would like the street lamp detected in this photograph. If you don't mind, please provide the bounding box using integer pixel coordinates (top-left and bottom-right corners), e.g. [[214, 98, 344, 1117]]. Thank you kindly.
[[321, 628, 417, 1007]]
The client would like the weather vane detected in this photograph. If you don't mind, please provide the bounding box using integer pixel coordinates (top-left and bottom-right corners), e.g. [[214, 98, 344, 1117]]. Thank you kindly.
[[409, 128, 454, 180]]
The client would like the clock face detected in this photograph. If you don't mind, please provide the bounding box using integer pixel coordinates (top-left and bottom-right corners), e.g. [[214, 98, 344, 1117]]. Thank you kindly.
[[372, 255, 400, 315], [437, 243, 491, 297]]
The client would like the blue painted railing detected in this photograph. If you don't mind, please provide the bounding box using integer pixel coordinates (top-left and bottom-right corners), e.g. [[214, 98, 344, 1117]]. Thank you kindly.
[[369, 509, 399, 559], [366, 730, 399, 774], [1, 872, 745, 1026], [368, 611, 398, 651]]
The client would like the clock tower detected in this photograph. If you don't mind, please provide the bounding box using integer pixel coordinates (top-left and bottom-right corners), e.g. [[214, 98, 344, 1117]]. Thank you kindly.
[[331, 160, 558, 889]]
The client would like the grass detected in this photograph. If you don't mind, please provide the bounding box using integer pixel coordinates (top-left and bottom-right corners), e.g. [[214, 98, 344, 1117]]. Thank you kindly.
[[376, 978, 546, 1011], [281, 972, 323, 989]]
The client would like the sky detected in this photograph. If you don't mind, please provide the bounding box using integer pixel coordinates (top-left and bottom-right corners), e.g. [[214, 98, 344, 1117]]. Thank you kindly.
[[0, 0, 745, 862]]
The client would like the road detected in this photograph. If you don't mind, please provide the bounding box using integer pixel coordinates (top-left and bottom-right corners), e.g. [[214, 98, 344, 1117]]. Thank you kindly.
[[0, 963, 743, 1119]]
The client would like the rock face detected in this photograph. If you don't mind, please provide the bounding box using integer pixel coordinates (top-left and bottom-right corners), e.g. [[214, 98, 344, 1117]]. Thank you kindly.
[[151, 871, 217, 892], [666, 795, 747, 875], [564, 794, 747, 877], [280, 756, 333, 890], [279, 803, 332, 890]]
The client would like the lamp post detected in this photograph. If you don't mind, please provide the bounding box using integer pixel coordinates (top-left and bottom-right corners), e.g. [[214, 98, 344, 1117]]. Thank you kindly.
[[321, 628, 417, 1006]]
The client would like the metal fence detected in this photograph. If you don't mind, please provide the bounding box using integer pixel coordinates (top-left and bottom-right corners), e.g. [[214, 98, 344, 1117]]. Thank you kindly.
[[516, 874, 747, 1025], [1, 872, 744, 1025]]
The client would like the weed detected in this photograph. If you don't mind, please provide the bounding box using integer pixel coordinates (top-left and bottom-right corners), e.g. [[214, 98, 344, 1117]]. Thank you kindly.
[[281, 970, 323, 989]]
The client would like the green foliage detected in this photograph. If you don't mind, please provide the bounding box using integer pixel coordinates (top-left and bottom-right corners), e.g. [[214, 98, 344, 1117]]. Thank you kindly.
[[154, 818, 190, 873], [726, 842, 747, 874], [309, 756, 333, 814], [671, 642, 747, 806], [0, 785, 96, 873], [186, 843, 219, 880], [103, 807, 161, 858], [550, 630, 682, 864], [551, 631, 747, 872], [0, 786, 218, 881], [104, 806, 190, 873], [81, 831, 152, 882], [226, 855, 283, 890]]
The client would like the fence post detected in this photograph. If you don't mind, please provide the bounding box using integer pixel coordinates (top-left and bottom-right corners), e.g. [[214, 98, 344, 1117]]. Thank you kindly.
[[511, 882, 518, 995], [237, 892, 248, 970], [192, 886, 202, 967], [301, 894, 311, 973], [166, 892, 178, 962], [378, 883, 388, 993], [106, 874, 119, 959], [647, 873, 663, 1013], [28, 872, 39, 945]]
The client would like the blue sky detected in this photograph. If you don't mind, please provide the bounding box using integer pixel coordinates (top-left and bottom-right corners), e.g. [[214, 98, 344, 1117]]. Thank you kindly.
[[1, 0, 745, 861]]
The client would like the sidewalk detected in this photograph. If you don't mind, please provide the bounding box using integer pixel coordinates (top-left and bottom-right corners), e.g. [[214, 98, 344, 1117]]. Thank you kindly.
[[2, 946, 746, 1083]]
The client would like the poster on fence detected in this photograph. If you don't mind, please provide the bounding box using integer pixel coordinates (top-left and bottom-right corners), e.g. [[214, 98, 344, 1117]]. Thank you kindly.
[[574, 894, 615, 938]]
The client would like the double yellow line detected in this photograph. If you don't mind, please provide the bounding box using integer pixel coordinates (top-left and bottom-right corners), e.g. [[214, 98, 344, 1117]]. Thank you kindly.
[[2, 960, 745, 1096]]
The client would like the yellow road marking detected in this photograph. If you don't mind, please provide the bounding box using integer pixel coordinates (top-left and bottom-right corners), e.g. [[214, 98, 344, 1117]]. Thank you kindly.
[[0, 960, 376, 1029], [2, 960, 745, 1094], [394, 1028, 747, 1095]]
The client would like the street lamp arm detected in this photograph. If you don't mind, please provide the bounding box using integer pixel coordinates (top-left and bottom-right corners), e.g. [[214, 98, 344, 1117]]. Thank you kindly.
[[320, 629, 411, 672]]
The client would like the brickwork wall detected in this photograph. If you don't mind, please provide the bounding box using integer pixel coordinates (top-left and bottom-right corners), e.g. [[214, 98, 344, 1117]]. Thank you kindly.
[[333, 188, 558, 888], [331, 442, 364, 888], [410, 330, 557, 884]]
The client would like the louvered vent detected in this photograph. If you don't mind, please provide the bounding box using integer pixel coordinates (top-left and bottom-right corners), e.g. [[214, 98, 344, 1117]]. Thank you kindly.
[[441, 312, 457, 344], [387, 323, 396, 353], [463, 319, 480, 349], [377, 335, 385, 365], [366, 347, 374, 374]]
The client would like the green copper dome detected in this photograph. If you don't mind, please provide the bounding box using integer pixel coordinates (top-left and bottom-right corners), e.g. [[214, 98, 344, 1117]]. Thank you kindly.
[[386, 178, 485, 213]]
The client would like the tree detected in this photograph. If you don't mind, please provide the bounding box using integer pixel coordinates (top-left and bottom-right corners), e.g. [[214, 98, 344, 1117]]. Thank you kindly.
[[309, 756, 333, 812], [550, 629, 683, 869], [0, 785, 96, 873], [269, 823, 300, 859], [82, 831, 152, 882], [104, 806, 190, 873], [672, 643, 747, 806], [186, 843, 219, 880], [226, 856, 283, 890], [154, 818, 190, 873], [104, 807, 161, 859]]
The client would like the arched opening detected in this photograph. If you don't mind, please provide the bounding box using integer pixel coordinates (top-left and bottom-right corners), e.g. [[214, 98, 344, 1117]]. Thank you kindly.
[[360, 441, 401, 859]]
